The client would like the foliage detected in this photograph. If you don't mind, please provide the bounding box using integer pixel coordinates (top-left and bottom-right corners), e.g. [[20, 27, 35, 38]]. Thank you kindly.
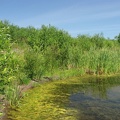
[[0, 21, 22, 106], [0, 21, 13, 92], [1, 20, 120, 82], [0, 20, 120, 108], [115, 33, 120, 43], [24, 49, 46, 80]]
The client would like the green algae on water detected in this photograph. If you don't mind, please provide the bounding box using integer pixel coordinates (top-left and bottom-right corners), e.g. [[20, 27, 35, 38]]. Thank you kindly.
[[8, 78, 81, 120]]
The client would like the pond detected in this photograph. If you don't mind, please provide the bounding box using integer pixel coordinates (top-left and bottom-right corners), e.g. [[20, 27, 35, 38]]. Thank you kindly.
[[7, 75, 120, 120], [69, 76, 120, 120]]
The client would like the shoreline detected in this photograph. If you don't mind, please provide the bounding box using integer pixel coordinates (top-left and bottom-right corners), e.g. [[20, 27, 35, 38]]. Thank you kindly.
[[0, 73, 120, 120]]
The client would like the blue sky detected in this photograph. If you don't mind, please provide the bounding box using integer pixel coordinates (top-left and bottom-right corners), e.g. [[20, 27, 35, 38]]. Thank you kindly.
[[0, 0, 120, 39]]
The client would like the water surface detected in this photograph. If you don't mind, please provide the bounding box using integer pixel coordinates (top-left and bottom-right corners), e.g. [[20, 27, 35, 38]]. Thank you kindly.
[[69, 76, 120, 120]]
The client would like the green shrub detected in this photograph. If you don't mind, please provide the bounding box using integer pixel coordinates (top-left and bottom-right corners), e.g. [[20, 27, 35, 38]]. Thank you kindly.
[[24, 49, 46, 80]]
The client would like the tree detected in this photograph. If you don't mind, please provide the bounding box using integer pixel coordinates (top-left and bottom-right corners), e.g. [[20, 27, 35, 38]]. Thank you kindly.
[[115, 33, 120, 43], [117, 33, 120, 43]]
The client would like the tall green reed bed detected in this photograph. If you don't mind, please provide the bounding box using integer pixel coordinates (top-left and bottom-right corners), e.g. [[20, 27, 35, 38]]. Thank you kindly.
[[67, 48, 120, 76], [67, 34, 120, 76], [85, 49, 120, 74]]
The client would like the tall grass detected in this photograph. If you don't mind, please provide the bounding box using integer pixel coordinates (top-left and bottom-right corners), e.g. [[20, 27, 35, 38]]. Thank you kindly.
[[4, 82, 21, 106]]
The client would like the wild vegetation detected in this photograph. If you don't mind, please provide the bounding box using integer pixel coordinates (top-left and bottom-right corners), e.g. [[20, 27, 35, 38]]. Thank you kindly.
[[0, 20, 120, 108]]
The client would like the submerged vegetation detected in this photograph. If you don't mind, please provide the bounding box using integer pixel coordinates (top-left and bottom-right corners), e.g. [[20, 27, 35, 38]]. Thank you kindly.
[[0, 20, 120, 118]]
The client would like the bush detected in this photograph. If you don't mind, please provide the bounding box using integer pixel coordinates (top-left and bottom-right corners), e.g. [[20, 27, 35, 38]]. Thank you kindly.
[[24, 49, 46, 80]]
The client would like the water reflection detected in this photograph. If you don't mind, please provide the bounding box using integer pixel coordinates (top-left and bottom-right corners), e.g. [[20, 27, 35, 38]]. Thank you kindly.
[[107, 86, 120, 101], [69, 76, 120, 120]]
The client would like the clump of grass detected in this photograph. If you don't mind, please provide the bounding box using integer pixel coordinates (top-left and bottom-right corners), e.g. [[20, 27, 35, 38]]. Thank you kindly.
[[4, 82, 21, 106]]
